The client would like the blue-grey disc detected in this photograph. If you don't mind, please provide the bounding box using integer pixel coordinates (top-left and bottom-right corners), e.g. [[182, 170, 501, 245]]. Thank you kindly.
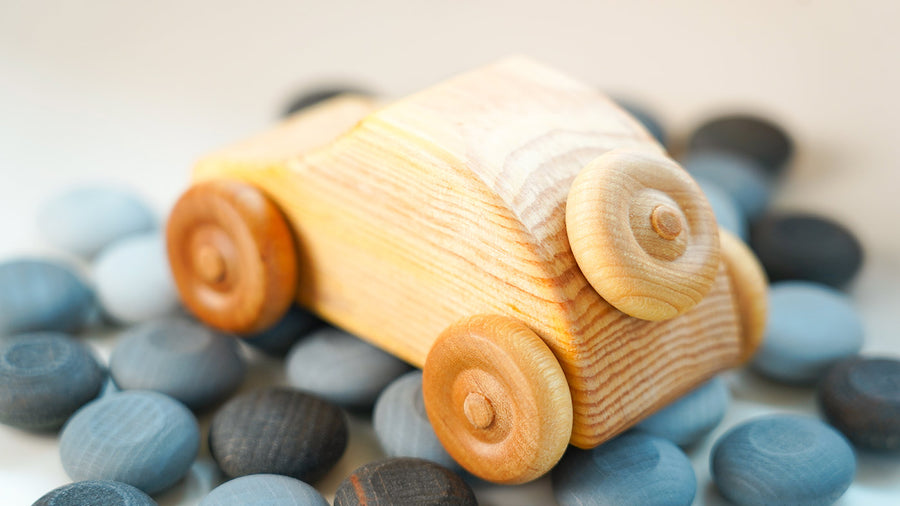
[[0, 259, 96, 336], [32, 480, 157, 505], [200, 474, 328, 506], [682, 150, 772, 219], [37, 186, 156, 259], [752, 281, 864, 384], [819, 356, 900, 451], [686, 114, 793, 175], [695, 178, 748, 240], [92, 233, 179, 324], [614, 99, 667, 146], [711, 415, 855, 506], [373, 370, 458, 470], [109, 317, 245, 410], [59, 391, 199, 495], [0, 332, 105, 430], [243, 306, 321, 356], [637, 376, 730, 447], [552, 431, 696, 506], [286, 326, 411, 409], [750, 212, 864, 289]]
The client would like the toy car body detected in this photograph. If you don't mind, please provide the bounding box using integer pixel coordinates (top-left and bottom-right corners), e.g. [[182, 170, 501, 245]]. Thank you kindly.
[[166, 57, 767, 484]]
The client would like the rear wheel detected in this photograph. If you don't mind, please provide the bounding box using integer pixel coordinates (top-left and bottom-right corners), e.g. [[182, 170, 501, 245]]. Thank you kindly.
[[422, 315, 573, 484], [719, 228, 768, 362], [166, 180, 298, 334]]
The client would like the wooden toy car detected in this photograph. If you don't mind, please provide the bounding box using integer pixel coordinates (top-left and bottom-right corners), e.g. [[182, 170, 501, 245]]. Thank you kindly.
[[166, 57, 768, 484]]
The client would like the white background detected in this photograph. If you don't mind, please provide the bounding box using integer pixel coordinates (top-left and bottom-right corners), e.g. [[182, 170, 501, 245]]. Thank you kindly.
[[1, 1, 899, 504]]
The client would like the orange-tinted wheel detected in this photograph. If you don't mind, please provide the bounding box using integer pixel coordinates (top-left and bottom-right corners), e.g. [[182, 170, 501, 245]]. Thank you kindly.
[[719, 228, 768, 363], [423, 315, 573, 484], [566, 148, 721, 321], [166, 180, 298, 334]]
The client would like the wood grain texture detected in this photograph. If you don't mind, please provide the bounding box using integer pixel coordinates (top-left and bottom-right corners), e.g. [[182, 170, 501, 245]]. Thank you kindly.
[[566, 148, 720, 321], [208, 388, 347, 483], [552, 432, 697, 506], [423, 315, 572, 484], [58, 391, 199, 495], [180, 57, 748, 457], [333, 458, 476, 506], [200, 474, 328, 506], [166, 180, 298, 334], [0, 332, 105, 431], [718, 229, 768, 363], [33, 480, 157, 506], [711, 415, 855, 506], [109, 317, 245, 411]]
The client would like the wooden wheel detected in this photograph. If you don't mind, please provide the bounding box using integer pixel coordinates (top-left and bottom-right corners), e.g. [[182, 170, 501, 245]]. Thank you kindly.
[[166, 180, 298, 334], [422, 315, 573, 484], [719, 229, 768, 363], [566, 148, 720, 321]]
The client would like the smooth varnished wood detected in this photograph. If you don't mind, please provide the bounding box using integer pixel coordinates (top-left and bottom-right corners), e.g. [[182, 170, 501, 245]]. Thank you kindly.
[[179, 57, 750, 464], [566, 148, 720, 321], [718, 229, 768, 362], [423, 315, 572, 484], [166, 180, 298, 334]]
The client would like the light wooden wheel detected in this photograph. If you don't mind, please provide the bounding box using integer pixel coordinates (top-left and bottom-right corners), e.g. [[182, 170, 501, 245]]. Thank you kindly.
[[566, 148, 720, 321], [719, 229, 768, 363], [166, 180, 298, 334], [422, 315, 573, 484]]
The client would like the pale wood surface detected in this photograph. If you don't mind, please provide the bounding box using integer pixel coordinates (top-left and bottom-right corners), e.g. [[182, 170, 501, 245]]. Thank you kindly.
[[183, 57, 745, 459], [422, 314, 573, 484]]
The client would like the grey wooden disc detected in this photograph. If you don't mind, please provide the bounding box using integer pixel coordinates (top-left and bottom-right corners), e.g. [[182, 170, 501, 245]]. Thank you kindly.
[[637, 376, 730, 447], [243, 306, 321, 356], [0, 259, 96, 336], [373, 371, 458, 469], [286, 326, 411, 409], [552, 432, 696, 506], [333, 458, 477, 506], [93, 233, 179, 324], [37, 185, 156, 259], [109, 317, 245, 410], [0, 332, 105, 431], [687, 114, 793, 175], [32, 480, 157, 506], [819, 356, 900, 451], [200, 474, 328, 506], [59, 391, 199, 495], [753, 281, 863, 384], [282, 86, 371, 117], [711, 415, 855, 506], [209, 387, 348, 483]]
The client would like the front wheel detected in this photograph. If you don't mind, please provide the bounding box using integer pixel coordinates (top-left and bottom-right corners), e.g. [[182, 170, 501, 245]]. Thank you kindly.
[[422, 315, 573, 484], [166, 179, 298, 334]]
